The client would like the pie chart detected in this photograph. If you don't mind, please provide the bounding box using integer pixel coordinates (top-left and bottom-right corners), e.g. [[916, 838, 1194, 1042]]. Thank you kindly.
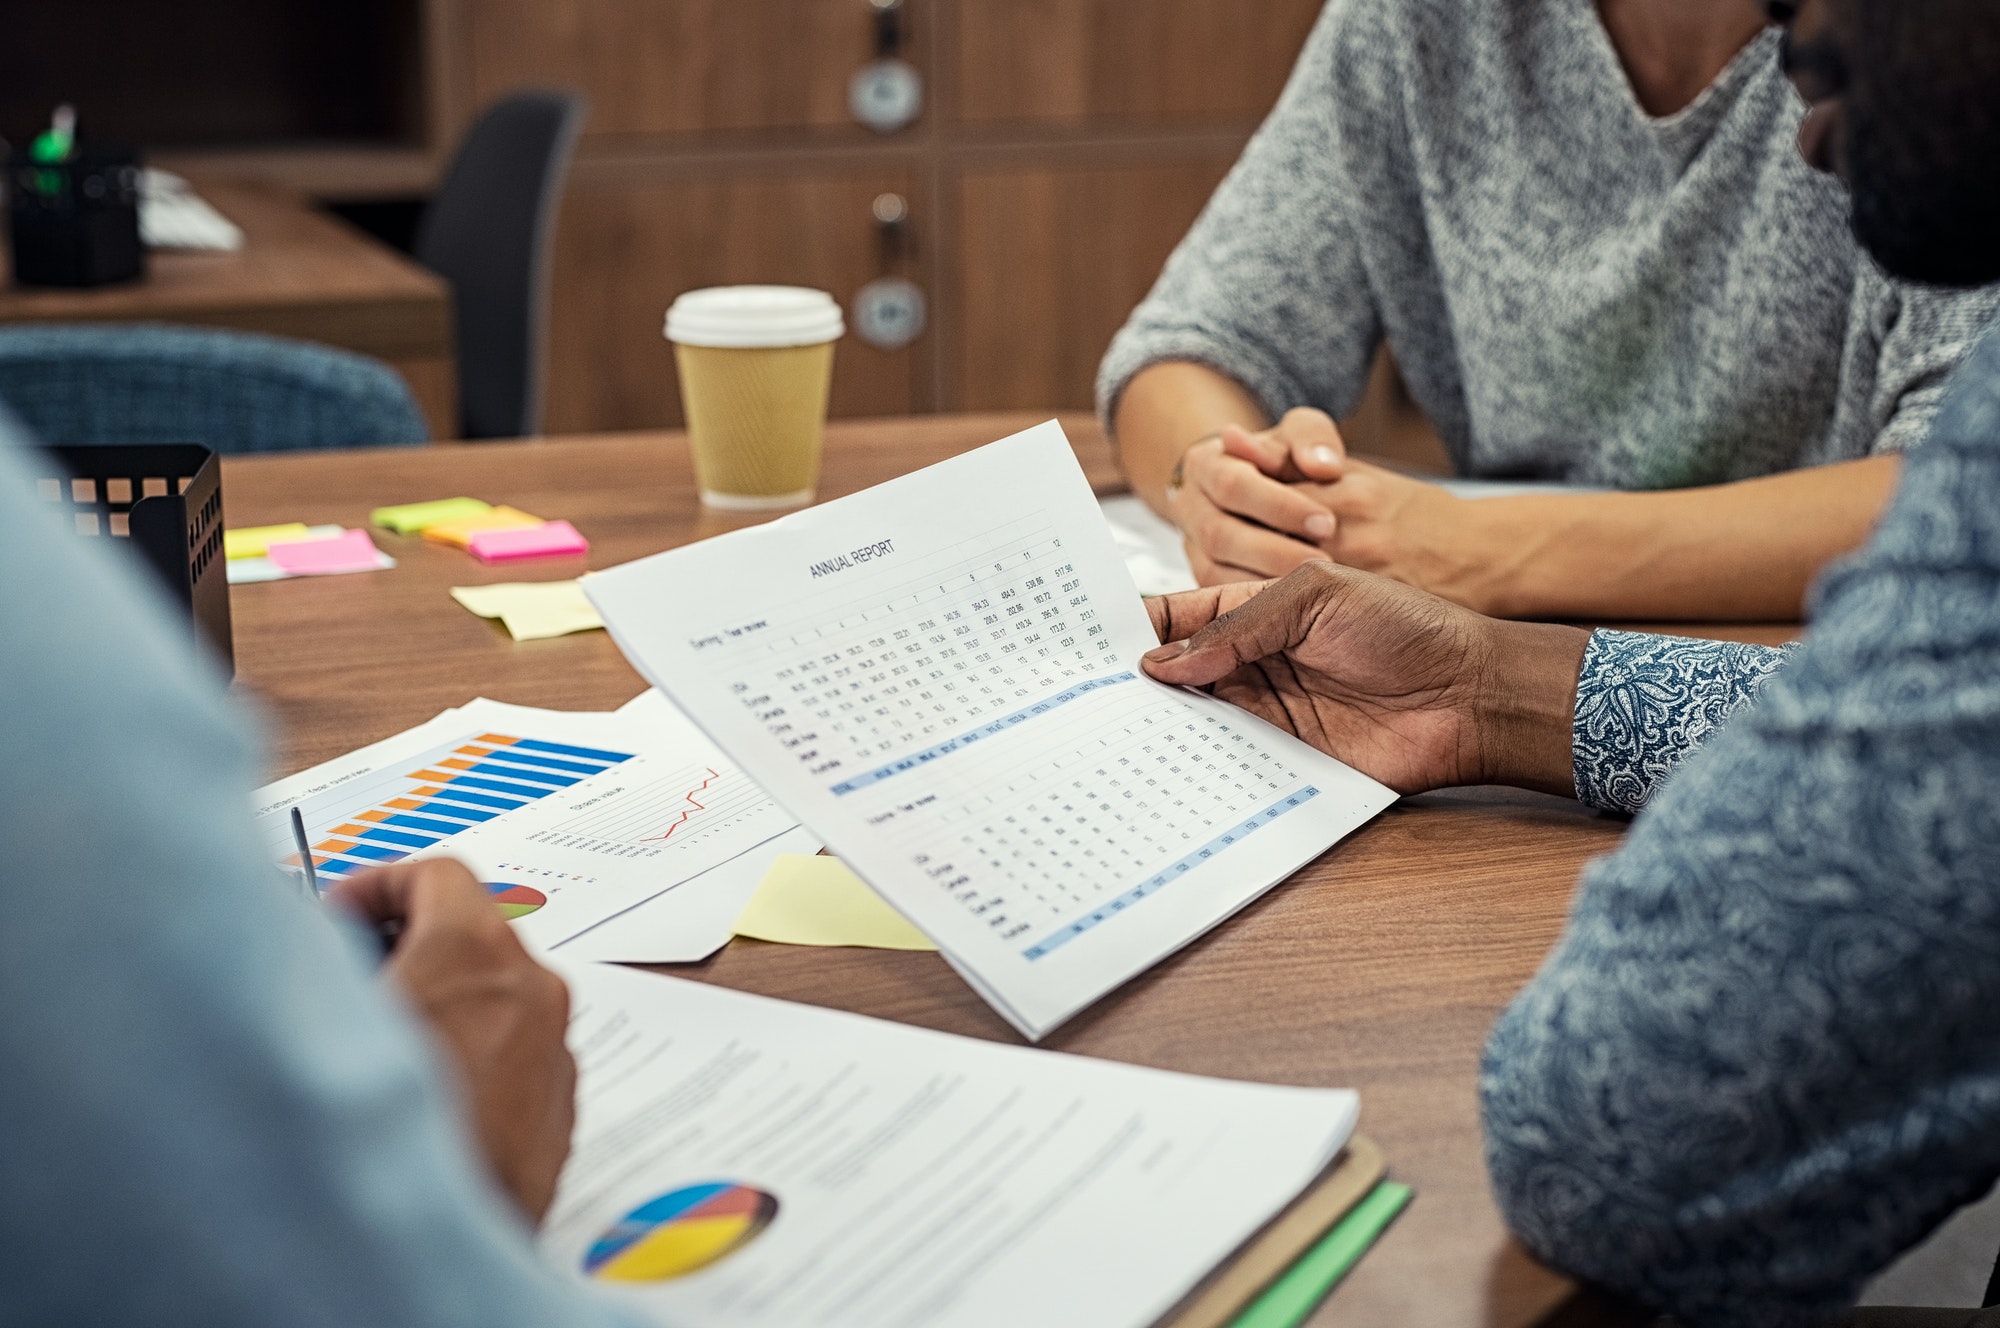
[[584, 1182, 780, 1282], [486, 882, 546, 920]]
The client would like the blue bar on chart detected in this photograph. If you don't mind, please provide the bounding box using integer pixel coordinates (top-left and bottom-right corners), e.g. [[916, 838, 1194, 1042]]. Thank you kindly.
[[286, 733, 637, 884]]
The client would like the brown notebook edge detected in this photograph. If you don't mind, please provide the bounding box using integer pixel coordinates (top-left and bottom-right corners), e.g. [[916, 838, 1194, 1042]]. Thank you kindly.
[[1152, 1135, 1389, 1328]]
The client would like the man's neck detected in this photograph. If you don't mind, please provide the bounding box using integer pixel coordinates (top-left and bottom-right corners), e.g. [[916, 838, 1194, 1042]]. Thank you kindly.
[[1596, 0, 1771, 117]]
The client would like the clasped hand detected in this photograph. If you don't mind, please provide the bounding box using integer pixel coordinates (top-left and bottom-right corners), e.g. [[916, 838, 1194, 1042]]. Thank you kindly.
[[1167, 408, 1502, 610], [1142, 562, 1587, 797]]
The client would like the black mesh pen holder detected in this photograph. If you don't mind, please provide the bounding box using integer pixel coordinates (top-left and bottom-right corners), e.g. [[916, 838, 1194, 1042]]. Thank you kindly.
[[32, 444, 233, 672]]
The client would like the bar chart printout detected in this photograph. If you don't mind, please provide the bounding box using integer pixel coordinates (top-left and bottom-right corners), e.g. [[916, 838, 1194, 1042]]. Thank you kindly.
[[585, 421, 1398, 1038], [255, 699, 799, 948]]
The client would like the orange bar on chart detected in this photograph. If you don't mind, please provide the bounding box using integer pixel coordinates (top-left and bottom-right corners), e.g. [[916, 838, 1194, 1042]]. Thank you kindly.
[[331, 824, 372, 838], [478, 734, 522, 746], [410, 786, 447, 798], [457, 746, 496, 759], [409, 770, 461, 783], [440, 758, 476, 771], [359, 810, 392, 822], [316, 839, 360, 855], [385, 798, 426, 812]]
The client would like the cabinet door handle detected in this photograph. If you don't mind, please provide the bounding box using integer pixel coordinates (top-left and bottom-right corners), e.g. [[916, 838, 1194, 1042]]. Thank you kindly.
[[850, 3, 923, 134], [872, 0, 905, 59]]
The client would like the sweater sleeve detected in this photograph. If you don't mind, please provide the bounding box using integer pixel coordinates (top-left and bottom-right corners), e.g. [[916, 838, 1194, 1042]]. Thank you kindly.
[[0, 421, 648, 1328], [1829, 266, 2000, 458], [1095, 0, 1383, 429]]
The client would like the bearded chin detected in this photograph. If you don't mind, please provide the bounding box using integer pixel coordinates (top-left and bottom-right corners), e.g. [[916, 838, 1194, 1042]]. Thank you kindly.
[[1845, 121, 2000, 288]]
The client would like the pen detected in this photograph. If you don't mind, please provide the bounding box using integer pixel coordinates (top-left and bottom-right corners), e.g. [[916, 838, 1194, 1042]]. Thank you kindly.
[[290, 805, 402, 956], [29, 103, 76, 164], [290, 806, 320, 899]]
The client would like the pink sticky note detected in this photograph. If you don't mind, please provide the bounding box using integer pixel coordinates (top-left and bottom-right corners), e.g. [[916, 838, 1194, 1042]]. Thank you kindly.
[[266, 529, 388, 576], [467, 520, 589, 565]]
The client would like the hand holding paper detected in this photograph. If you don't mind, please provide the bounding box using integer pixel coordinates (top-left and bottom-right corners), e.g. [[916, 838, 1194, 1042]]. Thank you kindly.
[[584, 421, 1396, 1037]]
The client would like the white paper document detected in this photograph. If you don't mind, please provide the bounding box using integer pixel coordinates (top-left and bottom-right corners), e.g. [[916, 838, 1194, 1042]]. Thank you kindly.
[[585, 422, 1396, 1037], [543, 961, 1359, 1328], [254, 697, 797, 948]]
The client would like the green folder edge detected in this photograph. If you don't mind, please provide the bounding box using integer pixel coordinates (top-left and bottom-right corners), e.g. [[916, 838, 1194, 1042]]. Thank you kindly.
[[1223, 1180, 1414, 1328]]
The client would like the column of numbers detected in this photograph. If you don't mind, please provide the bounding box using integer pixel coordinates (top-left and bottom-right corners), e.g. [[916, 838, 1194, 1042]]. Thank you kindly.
[[730, 539, 1119, 779], [898, 707, 1300, 943]]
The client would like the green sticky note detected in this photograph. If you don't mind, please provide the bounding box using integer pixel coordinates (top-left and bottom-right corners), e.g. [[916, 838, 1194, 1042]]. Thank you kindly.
[[371, 497, 491, 534], [1226, 1181, 1412, 1328]]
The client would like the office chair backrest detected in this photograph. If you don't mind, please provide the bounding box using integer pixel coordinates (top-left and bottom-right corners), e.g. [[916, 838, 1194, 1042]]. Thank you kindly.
[[415, 90, 586, 440], [0, 324, 429, 452]]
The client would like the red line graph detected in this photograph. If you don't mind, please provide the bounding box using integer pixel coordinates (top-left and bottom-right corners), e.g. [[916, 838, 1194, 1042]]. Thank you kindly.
[[642, 768, 721, 841]]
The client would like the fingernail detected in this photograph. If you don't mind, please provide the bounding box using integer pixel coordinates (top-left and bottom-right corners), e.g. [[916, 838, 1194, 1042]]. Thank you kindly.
[[1143, 641, 1190, 665], [1311, 446, 1339, 467], [1305, 513, 1334, 539]]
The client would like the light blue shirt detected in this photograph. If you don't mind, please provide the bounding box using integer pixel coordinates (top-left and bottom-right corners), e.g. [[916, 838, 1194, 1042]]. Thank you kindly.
[[0, 418, 641, 1327]]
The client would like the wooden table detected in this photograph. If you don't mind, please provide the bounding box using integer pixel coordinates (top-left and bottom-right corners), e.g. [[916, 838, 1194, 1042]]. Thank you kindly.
[[0, 180, 456, 438], [220, 413, 1795, 1327]]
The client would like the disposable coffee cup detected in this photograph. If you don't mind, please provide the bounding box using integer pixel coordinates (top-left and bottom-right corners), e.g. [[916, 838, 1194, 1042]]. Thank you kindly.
[[665, 286, 844, 510]]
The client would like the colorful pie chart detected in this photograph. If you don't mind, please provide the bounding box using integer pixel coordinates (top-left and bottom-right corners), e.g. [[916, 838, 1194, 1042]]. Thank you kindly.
[[486, 882, 546, 920], [584, 1182, 780, 1282]]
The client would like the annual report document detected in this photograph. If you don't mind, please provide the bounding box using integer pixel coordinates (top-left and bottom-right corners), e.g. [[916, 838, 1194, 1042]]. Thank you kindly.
[[584, 421, 1396, 1037], [543, 960, 1360, 1328]]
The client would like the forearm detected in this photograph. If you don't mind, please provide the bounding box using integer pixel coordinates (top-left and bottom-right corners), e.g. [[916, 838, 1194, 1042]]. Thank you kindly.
[[1464, 454, 1902, 621], [1112, 361, 1271, 516]]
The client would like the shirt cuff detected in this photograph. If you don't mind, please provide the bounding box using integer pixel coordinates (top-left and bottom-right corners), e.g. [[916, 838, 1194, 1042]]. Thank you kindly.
[[1571, 629, 1795, 814]]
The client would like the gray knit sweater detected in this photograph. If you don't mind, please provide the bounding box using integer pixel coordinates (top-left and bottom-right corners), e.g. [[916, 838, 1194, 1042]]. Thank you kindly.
[[1097, 0, 2000, 487]]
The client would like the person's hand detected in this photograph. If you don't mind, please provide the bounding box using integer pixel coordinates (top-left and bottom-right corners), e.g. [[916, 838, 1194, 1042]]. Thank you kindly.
[[1141, 563, 1588, 796], [327, 859, 576, 1225], [1166, 408, 1349, 585], [1297, 460, 1515, 614]]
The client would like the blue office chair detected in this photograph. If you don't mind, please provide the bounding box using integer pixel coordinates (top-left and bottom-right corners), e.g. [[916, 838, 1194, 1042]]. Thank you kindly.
[[415, 90, 587, 440], [0, 323, 429, 452]]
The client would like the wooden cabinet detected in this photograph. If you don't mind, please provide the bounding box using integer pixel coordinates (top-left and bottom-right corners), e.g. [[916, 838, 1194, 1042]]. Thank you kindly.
[[950, 0, 1322, 125], [544, 167, 924, 432], [457, 0, 931, 141], [159, 0, 1327, 432], [951, 156, 1232, 409]]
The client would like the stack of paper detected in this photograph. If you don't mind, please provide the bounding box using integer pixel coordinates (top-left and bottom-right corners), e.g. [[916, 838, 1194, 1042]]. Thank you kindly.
[[585, 422, 1398, 1039], [254, 692, 815, 959], [545, 960, 1362, 1328]]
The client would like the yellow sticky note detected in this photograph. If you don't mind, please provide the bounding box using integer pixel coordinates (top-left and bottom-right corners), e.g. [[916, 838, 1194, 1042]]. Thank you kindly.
[[224, 523, 311, 559], [734, 855, 937, 951], [424, 506, 546, 549], [450, 580, 604, 641], [372, 497, 490, 533]]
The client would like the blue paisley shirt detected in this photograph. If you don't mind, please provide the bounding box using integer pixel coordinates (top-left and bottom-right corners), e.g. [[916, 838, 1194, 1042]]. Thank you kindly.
[[1486, 318, 2000, 1326], [1572, 631, 1794, 814]]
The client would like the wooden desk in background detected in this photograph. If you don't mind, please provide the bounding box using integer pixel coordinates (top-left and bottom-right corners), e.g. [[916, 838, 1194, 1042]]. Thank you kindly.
[[219, 413, 1794, 1328], [0, 181, 457, 438]]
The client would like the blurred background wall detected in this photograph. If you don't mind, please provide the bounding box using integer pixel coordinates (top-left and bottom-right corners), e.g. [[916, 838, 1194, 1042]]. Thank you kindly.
[[1, 0, 1325, 432]]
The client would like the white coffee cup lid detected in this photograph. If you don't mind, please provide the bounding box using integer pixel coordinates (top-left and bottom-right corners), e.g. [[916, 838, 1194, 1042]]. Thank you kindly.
[[664, 286, 846, 348]]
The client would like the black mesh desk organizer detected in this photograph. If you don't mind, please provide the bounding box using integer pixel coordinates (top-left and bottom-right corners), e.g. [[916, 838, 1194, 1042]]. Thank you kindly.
[[31, 444, 233, 672]]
